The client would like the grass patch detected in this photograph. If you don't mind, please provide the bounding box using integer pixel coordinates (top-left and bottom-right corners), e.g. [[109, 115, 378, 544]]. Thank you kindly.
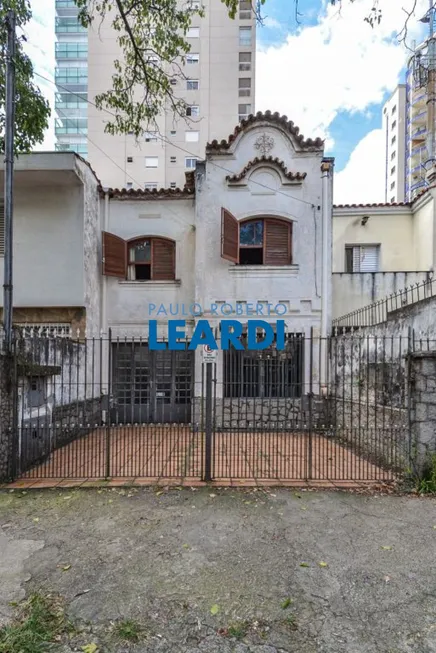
[[112, 618, 143, 643], [226, 621, 249, 640], [0, 593, 69, 653], [417, 454, 436, 494], [281, 597, 293, 609], [283, 613, 298, 631]]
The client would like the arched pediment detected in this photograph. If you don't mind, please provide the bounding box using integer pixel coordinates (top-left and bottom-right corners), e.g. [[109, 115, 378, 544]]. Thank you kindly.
[[206, 110, 324, 155], [226, 156, 306, 189]]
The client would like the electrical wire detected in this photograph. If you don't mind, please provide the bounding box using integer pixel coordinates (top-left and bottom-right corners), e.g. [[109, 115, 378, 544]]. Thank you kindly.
[[34, 70, 319, 208]]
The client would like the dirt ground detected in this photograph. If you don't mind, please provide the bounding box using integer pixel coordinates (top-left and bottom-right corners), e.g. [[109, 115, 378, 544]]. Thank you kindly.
[[1, 486, 436, 653]]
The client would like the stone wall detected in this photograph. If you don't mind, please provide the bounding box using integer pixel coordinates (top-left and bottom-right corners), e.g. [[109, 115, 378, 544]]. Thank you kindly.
[[192, 396, 331, 431], [408, 351, 436, 475]]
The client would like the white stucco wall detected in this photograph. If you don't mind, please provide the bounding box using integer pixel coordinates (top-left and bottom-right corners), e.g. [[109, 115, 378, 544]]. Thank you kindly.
[[194, 121, 327, 336], [104, 197, 196, 337], [413, 193, 435, 271], [332, 206, 415, 272], [77, 158, 102, 336], [332, 271, 431, 319], [0, 173, 85, 307]]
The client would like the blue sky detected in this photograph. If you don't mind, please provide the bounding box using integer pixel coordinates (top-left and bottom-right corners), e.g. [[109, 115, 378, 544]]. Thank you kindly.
[[27, 0, 427, 202], [254, 0, 428, 201]]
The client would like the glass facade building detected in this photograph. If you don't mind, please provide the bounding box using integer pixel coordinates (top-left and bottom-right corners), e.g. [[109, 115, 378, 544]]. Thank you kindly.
[[54, 0, 88, 157]]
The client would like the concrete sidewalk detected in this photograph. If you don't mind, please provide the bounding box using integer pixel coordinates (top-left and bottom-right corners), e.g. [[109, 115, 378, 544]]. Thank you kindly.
[[0, 487, 435, 652]]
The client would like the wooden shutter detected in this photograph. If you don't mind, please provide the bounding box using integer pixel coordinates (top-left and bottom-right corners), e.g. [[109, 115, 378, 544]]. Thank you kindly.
[[0, 200, 4, 256], [264, 219, 291, 265], [221, 208, 239, 263], [102, 231, 127, 278], [152, 238, 175, 280]]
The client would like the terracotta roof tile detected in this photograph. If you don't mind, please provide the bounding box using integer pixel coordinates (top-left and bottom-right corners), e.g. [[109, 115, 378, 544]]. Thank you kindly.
[[98, 170, 195, 199], [226, 156, 307, 183], [333, 183, 436, 209], [333, 201, 410, 209], [101, 186, 194, 199], [206, 110, 324, 153]]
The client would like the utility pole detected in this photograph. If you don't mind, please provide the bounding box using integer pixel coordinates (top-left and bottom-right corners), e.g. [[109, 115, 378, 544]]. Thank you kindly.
[[3, 10, 16, 353]]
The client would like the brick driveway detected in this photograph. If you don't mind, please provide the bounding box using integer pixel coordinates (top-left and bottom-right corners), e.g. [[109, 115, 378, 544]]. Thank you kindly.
[[5, 425, 396, 488]]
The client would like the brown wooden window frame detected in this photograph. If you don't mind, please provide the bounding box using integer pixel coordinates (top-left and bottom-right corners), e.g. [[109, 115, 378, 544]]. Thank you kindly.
[[221, 211, 293, 266], [102, 232, 176, 281]]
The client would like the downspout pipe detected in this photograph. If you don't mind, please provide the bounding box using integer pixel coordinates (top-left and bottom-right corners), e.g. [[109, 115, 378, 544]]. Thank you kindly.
[[320, 157, 334, 389], [101, 188, 109, 335], [321, 158, 334, 339], [101, 188, 110, 420]]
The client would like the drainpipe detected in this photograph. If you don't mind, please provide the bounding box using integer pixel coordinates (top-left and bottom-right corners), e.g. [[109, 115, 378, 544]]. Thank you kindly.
[[101, 189, 110, 419], [101, 189, 109, 334], [320, 157, 334, 390]]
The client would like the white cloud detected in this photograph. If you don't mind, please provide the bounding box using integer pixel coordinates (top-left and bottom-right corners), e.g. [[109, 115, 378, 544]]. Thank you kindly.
[[256, 0, 428, 202], [334, 128, 385, 204], [262, 16, 282, 30], [256, 0, 427, 139]]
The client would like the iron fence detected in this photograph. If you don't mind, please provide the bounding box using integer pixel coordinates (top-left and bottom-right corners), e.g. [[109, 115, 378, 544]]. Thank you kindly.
[[3, 330, 422, 483], [332, 275, 435, 328]]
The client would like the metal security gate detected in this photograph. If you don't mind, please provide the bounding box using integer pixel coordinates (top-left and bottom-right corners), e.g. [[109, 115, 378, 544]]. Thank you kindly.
[[111, 343, 194, 424], [10, 332, 411, 484]]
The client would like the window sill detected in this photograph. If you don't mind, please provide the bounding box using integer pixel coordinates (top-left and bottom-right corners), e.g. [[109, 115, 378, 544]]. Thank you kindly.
[[228, 265, 299, 277], [118, 280, 181, 287]]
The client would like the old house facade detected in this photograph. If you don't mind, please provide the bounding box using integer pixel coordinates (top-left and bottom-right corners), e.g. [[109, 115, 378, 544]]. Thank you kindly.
[[100, 112, 333, 424]]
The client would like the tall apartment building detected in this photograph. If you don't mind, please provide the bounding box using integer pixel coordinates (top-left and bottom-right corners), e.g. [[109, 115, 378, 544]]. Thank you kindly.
[[405, 35, 436, 201], [382, 85, 406, 204], [54, 0, 88, 157], [86, 0, 256, 189]]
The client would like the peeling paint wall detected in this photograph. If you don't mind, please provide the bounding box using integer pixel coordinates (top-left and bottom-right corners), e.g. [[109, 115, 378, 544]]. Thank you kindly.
[[75, 158, 101, 337], [332, 271, 431, 318]]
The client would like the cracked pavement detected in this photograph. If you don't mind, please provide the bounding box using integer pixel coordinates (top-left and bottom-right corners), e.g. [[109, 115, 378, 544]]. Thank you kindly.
[[0, 487, 436, 652]]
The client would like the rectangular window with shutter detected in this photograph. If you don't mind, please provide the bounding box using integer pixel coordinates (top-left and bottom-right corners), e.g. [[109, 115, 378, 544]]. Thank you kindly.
[[345, 245, 380, 272], [0, 198, 4, 256]]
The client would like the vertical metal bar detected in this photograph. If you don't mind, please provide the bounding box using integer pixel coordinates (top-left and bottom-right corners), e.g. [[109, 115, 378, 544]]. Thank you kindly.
[[105, 329, 112, 478], [307, 327, 313, 480], [3, 11, 16, 354], [204, 362, 213, 482]]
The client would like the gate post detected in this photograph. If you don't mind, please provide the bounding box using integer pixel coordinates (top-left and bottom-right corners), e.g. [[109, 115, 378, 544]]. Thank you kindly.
[[204, 361, 213, 482], [0, 347, 16, 482], [407, 350, 436, 478]]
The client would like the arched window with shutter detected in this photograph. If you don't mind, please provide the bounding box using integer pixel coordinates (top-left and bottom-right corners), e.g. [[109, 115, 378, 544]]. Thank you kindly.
[[221, 211, 292, 266], [102, 232, 176, 280]]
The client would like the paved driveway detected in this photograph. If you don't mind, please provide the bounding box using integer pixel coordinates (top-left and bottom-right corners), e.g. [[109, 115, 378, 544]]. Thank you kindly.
[[1, 487, 436, 653]]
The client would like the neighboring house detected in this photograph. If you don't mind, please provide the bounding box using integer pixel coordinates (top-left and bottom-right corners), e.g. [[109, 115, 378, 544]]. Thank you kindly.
[[0, 153, 102, 467], [0, 152, 101, 336], [332, 185, 436, 319]]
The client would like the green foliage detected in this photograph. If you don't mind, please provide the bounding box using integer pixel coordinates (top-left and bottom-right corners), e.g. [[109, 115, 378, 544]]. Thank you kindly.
[[227, 620, 249, 640], [0, 0, 50, 153], [417, 453, 436, 494], [0, 593, 67, 653], [113, 618, 143, 642]]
